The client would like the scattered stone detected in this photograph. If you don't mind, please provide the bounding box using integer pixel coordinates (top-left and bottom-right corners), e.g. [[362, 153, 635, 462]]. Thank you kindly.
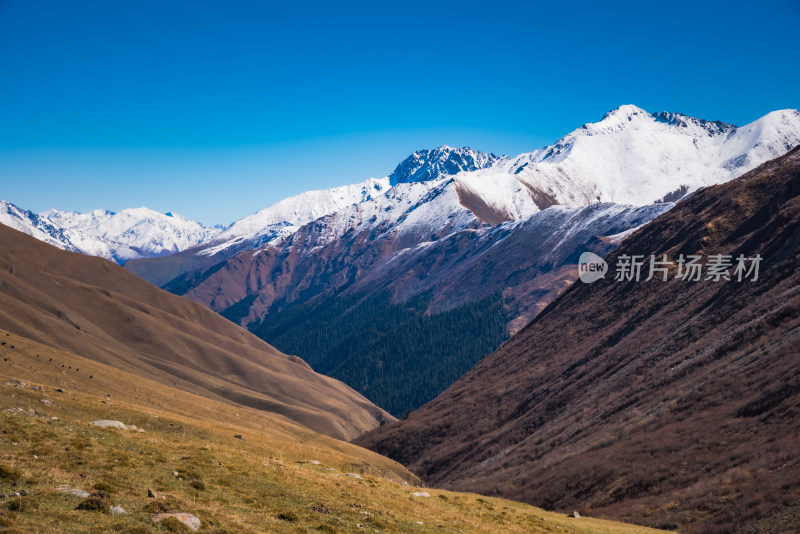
[[310, 504, 332, 514], [58, 485, 90, 498], [147, 489, 159, 498], [29, 386, 44, 392], [90, 420, 128, 429], [55, 388, 65, 393], [10, 492, 19, 498], [345, 473, 363, 479], [172, 471, 180, 477], [412, 492, 430, 497], [233, 434, 243, 440], [309, 460, 321, 465], [0, 494, 5, 499], [573, 511, 581, 519], [110, 505, 126, 515], [89, 420, 144, 432], [18, 490, 27, 496], [3, 380, 25, 388], [152, 513, 201, 531], [39, 399, 54, 407]]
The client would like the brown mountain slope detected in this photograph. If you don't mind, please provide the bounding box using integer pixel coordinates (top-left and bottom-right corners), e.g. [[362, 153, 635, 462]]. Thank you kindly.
[[0, 223, 391, 440], [357, 146, 800, 532]]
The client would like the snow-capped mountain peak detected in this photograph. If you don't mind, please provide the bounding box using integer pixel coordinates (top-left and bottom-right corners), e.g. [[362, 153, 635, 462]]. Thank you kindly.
[[598, 103, 651, 123], [501, 105, 800, 211], [389, 146, 508, 185]]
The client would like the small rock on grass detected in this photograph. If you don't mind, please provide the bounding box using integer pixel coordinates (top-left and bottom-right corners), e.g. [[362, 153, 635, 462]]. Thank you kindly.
[[152, 513, 201, 531], [110, 505, 126, 515], [412, 492, 430, 497], [345, 473, 363, 479], [89, 420, 144, 432], [59, 485, 90, 498]]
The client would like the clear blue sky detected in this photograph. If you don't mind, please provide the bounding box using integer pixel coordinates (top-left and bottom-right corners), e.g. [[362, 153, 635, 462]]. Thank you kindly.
[[1, 0, 798, 226]]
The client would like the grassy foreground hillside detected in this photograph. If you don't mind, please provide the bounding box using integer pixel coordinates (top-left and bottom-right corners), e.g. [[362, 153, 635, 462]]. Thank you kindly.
[[0, 329, 668, 533]]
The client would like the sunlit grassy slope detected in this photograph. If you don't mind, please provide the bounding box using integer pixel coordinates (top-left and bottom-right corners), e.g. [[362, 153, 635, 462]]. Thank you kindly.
[[0, 329, 669, 533]]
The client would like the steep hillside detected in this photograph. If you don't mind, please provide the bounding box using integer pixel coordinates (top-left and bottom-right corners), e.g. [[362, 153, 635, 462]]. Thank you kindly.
[[358, 147, 800, 533], [0, 223, 388, 440]]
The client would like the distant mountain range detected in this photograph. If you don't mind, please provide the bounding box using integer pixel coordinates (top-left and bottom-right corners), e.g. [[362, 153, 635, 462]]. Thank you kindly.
[[358, 145, 800, 533], [4, 105, 800, 416], [0, 203, 222, 264]]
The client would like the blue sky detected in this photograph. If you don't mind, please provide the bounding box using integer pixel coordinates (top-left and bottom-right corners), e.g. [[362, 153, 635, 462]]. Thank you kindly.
[[1, 0, 798, 226]]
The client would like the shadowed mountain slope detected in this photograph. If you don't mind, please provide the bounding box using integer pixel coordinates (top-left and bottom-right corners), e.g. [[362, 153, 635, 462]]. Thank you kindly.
[[357, 147, 800, 532], [0, 223, 390, 440]]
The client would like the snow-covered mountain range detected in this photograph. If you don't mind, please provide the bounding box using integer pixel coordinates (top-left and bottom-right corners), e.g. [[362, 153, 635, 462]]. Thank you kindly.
[[6, 105, 800, 282], [0, 202, 221, 263]]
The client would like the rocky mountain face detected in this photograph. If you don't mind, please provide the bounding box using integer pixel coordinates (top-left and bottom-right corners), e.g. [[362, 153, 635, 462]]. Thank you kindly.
[[0, 223, 390, 440], [357, 147, 800, 532], [389, 145, 508, 185], [126, 107, 800, 416], [0, 202, 221, 264]]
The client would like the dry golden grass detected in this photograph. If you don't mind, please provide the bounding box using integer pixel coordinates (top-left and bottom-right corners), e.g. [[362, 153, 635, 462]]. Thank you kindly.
[[0, 329, 669, 533]]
